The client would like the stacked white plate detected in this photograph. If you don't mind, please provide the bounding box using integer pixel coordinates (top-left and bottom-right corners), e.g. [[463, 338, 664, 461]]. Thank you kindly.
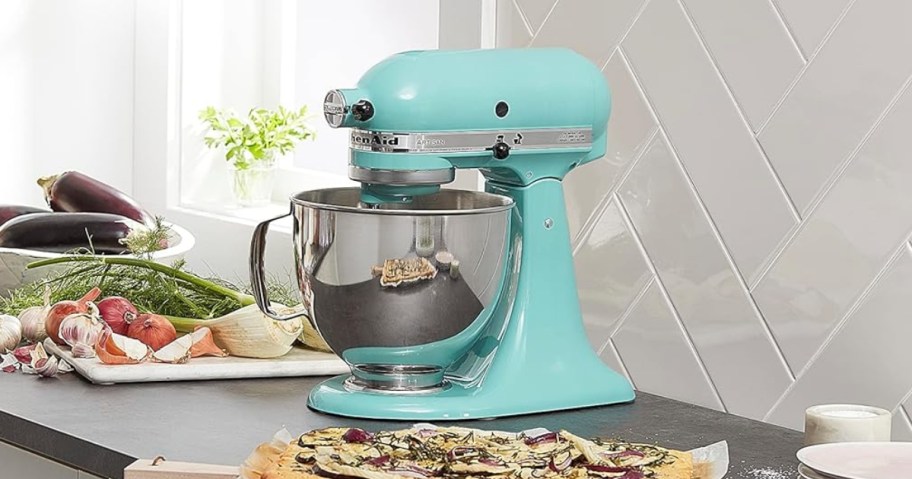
[[796, 442, 912, 479]]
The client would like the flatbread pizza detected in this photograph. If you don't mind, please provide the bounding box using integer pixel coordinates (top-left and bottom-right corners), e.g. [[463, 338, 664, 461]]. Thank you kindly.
[[254, 426, 696, 479]]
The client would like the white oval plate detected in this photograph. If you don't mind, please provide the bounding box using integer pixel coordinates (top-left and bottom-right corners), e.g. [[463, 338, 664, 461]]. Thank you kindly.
[[799, 463, 840, 479], [797, 442, 912, 479]]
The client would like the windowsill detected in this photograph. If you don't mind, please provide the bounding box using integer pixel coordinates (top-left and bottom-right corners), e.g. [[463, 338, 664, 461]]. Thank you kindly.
[[174, 167, 355, 234], [176, 200, 293, 232]]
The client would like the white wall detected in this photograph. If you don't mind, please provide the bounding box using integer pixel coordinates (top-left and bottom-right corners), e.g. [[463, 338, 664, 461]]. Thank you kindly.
[[291, 0, 440, 176], [0, 0, 135, 208], [498, 0, 912, 436]]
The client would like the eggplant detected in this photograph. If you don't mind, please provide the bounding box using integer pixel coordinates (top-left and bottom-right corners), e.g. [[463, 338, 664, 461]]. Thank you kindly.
[[0, 205, 47, 227], [38, 171, 156, 228], [0, 212, 141, 254]]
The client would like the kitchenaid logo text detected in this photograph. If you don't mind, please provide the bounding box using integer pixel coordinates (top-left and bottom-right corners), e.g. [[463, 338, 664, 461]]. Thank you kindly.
[[351, 132, 404, 148]]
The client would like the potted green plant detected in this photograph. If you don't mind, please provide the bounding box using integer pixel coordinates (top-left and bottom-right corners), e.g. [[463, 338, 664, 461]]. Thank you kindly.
[[198, 106, 315, 206]]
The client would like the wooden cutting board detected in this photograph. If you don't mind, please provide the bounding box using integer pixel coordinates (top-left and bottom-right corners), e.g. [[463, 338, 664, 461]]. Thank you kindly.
[[44, 340, 349, 384]]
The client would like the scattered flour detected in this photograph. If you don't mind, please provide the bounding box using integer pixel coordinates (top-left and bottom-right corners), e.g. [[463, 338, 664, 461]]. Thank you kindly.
[[736, 466, 797, 478]]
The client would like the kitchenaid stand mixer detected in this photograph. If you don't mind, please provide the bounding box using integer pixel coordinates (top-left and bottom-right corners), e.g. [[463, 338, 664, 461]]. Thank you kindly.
[[250, 48, 634, 420]]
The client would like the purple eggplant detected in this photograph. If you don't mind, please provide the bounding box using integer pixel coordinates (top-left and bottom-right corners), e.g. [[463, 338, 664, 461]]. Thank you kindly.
[[0, 212, 141, 254], [0, 205, 48, 227], [38, 171, 156, 228]]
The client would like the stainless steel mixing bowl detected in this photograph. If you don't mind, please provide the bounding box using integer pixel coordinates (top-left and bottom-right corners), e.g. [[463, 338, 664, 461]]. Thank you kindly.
[[250, 188, 514, 392]]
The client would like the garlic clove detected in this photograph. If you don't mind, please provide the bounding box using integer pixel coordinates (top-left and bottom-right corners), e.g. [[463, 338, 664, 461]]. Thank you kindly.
[[189, 327, 228, 358], [71, 343, 96, 359], [34, 356, 59, 378], [30, 341, 49, 364], [1, 354, 18, 373], [13, 344, 36, 364], [151, 334, 192, 364], [57, 359, 73, 374]]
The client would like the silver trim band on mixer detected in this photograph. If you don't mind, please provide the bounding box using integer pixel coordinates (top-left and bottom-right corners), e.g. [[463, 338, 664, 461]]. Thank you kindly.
[[350, 128, 593, 154], [346, 364, 448, 393], [349, 165, 455, 185]]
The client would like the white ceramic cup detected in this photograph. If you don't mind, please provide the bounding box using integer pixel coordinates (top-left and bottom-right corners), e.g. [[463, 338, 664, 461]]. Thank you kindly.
[[805, 404, 892, 446]]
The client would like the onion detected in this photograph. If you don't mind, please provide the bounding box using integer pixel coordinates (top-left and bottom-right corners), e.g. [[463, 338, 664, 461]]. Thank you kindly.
[[45, 287, 101, 345], [189, 327, 227, 358], [548, 456, 572, 472], [524, 431, 560, 446], [584, 464, 632, 474], [95, 329, 151, 365], [364, 455, 390, 467], [96, 296, 138, 335], [342, 428, 373, 443], [127, 313, 176, 351], [151, 335, 192, 364]]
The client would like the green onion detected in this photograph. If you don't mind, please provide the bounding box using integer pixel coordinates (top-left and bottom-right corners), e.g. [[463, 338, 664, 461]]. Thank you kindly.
[[1, 255, 298, 320]]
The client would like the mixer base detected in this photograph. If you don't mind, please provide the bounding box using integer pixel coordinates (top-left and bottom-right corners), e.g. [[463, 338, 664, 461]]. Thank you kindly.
[[308, 368, 634, 420]]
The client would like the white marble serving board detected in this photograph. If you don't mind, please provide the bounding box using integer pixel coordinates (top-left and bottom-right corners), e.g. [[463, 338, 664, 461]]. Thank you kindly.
[[44, 340, 349, 385]]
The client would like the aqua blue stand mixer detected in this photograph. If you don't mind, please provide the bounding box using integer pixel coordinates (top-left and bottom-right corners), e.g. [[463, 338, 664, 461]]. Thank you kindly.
[[250, 48, 635, 420]]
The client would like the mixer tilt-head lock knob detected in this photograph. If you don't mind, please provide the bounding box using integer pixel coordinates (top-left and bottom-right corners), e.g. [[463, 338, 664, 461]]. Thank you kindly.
[[352, 100, 375, 122], [492, 141, 511, 160]]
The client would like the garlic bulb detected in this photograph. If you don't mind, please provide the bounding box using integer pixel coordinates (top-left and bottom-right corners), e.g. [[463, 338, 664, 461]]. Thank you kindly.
[[19, 306, 50, 343], [58, 303, 105, 359], [0, 314, 22, 354], [19, 286, 51, 343]]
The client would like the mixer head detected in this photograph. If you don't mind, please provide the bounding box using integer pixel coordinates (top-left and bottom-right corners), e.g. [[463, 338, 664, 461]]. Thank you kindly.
[[323, 48, 611, 203]]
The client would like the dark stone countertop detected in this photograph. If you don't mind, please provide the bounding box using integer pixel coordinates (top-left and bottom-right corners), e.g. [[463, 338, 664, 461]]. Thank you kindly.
[[0, 372, 802, 479]]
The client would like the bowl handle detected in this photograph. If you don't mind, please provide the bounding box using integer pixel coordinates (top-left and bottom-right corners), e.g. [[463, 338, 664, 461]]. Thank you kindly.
[[249, 210, 308, 321]]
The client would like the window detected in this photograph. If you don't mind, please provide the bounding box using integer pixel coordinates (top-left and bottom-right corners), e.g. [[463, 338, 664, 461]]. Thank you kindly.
[[178, 0, 439, 214], [130, 0, 489, 278]]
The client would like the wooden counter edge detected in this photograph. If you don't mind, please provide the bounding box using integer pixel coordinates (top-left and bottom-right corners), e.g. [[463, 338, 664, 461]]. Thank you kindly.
[[125, 458, 240, 479]]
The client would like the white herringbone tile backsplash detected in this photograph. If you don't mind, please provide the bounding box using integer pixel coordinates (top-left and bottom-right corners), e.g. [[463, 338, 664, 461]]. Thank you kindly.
[[496, 0, 912, 437]]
